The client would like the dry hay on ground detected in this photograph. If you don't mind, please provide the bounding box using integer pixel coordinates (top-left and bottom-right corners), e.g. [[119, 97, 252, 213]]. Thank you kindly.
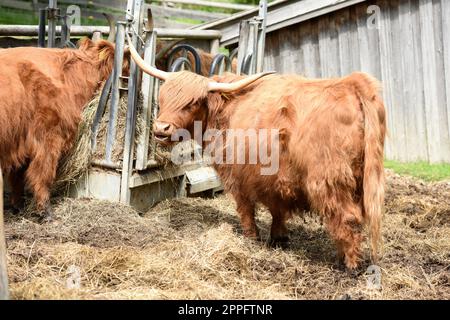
[[3, 170, 450, 300]]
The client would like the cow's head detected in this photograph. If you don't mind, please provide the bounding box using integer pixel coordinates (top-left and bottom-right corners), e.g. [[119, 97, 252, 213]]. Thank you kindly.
[[78, 38, 131, 81], [127, 35, 273, 145]]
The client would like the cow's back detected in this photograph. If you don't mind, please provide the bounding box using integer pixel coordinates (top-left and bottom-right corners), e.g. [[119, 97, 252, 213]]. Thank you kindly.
[[217, 74, 366, 212]]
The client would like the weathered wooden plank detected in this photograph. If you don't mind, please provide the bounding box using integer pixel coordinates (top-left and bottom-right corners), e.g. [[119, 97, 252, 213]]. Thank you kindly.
[[211, 0, 369, 47], [409, 0, 429, 162], [318, 16, 331, 78], [337, 8, 352, 76], [441, 0, 450, 149], [348, 6, 361, 73], [302, 21, 320, 78], [433, 0, 450, 162], [263, 33, 280, 72], [378, 0, 396, 159], [419, 0, 442, 163], [328, 16, 342, 78], [397, 0, 421, 161], [388, 0, 408, 161], [282, 26, 301, 76], [356, 4, 371, 74]]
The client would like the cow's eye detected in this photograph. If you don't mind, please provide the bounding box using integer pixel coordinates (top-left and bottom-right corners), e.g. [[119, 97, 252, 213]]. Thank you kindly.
[[182, 105, 195, 111]]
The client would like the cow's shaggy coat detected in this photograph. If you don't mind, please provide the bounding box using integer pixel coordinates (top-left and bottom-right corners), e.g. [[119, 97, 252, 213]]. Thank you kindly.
[[155, 71, 386, 269], [0, 39, 126, 216]]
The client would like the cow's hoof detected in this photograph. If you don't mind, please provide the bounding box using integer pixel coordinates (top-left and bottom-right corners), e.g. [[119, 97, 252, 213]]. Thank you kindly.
[[37, 208, 56, 224], [12, 206, 22, 215], [5, 202, 24, 214], [270, 236, 290, 249]]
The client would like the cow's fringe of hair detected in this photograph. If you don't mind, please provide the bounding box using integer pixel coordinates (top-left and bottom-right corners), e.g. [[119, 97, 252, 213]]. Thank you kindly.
[[159, 71, 210, 111]]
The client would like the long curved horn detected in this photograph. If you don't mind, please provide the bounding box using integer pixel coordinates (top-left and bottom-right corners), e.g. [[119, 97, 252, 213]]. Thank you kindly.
[[207, 71, 275, 93], [103, 13, 116, 42], [126, 33, 169, 81]]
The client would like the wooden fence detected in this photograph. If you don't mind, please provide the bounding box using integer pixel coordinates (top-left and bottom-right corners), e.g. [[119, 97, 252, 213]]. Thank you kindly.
[[263, 0, 450, 163]]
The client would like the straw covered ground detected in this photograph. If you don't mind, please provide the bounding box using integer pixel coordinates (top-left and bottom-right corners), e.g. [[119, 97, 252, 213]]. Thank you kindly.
[[3, 170, 450, 300]]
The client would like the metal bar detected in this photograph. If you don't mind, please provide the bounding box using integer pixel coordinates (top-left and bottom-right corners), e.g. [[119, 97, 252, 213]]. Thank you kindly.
[[0, 25, 222, 39], [47, 0, 58, 48], [120, 0, 144, 204], [0, 167, 9, 300], [167, 44, 202, 74], [209, 54, 231, 77], [242, 53, 253, 75], [170, 57, 193, 72], [105, 22, 126, 164], [136, 10, 156, 171], [255, 0, 268, 73], [38, 9, 46, 48], [91, 74, 113, 151], [60, 16, 68, 48], [135, 34, 157, 169], [91, 160, 122, 170], [149, 78, 160, 162], [248, 19, 259, 75], [92, 31, 103, 41]]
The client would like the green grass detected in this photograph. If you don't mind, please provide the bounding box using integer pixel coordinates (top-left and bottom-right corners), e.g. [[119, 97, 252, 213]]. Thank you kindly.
[[0, 7, 39, 25], [384, 160, 450, 182], [0, 6, 107, 26]]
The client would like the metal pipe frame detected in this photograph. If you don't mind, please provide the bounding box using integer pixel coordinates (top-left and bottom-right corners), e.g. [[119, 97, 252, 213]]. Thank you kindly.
[[47, 0, 58, 48], [0, 25, 221, 40], [170, 57, 193, 72], [38, 9, 46, 48], [255, 0, 268, 73], [91, 75, 113, 151], [209, 54, 231, 77], [120, 0, 144, 204], [105, 22, 126, 165], [136, 28, 157, 170], [167, 44, 202, 75], [60, 15, 69, 48]]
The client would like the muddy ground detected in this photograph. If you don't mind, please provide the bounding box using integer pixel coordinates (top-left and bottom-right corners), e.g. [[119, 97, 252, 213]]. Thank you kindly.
[[3, 170, 449, 299]]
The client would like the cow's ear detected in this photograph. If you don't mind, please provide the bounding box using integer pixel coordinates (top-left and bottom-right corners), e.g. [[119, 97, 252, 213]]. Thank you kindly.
[[78, 37, 94, 51], [96, 40, 115, 62]]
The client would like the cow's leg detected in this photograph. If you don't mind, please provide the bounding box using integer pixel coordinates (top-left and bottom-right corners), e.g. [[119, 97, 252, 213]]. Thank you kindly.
[[233, 194, 258, 239], [307, 171, 363, 270], [25, 137, 63, 221], [268, 206, 290, 246], [7, 166, 27, 213], [324, 202, 363, 270]]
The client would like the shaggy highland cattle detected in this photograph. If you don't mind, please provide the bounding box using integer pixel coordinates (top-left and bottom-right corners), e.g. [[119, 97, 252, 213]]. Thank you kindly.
[[0, 38, 128, 219], [129, 39, 386, 270]]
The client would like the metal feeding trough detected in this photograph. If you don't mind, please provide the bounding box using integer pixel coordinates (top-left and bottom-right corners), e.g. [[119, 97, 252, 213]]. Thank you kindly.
[[30, 0, 267, 212]]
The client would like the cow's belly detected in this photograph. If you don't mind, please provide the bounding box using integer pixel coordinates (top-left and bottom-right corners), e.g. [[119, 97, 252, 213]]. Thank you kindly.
[[214, 162, 310, 214]]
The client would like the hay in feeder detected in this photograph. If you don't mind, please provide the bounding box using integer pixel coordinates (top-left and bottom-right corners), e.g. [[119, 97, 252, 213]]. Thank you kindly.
[[54, 86, 173, 193]]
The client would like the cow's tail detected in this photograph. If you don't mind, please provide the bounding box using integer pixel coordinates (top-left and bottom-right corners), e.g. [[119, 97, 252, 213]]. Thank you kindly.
[[347, 72, 386, 263]]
